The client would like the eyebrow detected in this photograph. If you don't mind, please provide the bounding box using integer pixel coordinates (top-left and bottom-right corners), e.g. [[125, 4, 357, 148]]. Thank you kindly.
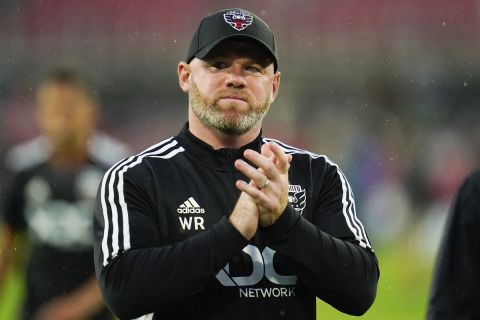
[[204, 56, 272, 68]]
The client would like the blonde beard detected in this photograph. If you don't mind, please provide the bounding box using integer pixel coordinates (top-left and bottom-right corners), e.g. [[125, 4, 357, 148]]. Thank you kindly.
[[189, 82, 271, 136]]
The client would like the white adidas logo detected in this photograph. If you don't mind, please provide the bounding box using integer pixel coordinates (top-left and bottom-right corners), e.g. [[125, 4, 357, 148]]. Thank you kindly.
[[177, 197, 206, 231], [177, 197, 206, 214]]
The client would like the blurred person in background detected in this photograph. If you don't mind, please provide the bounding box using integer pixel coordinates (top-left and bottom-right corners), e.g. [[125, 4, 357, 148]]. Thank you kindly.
[[93, 8, 379, 320], [427, 170, 480, 319], [0, 68, 129, 320]]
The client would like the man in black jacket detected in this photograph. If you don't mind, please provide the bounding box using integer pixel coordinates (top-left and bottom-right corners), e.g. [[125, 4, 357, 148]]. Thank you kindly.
[[427, 170, 480, 319], [0, 69, 128, 320], [93, 8, 379, 320]]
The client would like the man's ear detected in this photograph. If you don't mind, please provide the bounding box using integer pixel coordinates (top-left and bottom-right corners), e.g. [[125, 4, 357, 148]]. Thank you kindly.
[[178, 62, 191, 93], [271, 71, 281, 103]]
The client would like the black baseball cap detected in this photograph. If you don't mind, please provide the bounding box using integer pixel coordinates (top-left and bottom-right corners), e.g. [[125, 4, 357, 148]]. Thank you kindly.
[[186, 8, 278, 71]]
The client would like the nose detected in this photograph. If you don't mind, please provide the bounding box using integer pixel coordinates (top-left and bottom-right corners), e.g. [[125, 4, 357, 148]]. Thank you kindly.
[[225, 65, 247, 89]]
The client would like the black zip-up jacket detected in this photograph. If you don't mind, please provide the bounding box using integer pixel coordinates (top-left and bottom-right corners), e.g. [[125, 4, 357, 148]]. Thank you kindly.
[[93, 123, 379, 320], [427, 170, 480, 319]]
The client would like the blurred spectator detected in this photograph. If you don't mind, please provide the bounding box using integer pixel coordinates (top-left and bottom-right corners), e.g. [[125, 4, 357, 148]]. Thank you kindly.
[[409, 130, 475, 257], [0, 68, 129, 320], [426, 170, 480, 319]]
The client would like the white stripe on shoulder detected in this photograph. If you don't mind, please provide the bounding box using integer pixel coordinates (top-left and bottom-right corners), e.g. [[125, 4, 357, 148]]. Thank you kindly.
[[263, 137, 371, 249], [147, 147, 185, 159], [133, 314, 154, 320], [262, 137, 322, 158], [89, 132, 132, 166], [4, 136, 51, 172], [101, 137, 184, 266]]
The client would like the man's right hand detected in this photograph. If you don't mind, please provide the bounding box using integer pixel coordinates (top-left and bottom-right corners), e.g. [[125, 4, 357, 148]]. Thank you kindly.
[[229, 191, 259, 240]]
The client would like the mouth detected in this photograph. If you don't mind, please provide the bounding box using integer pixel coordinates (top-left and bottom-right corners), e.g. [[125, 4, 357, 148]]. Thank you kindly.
[[218, 95, 248, 103]]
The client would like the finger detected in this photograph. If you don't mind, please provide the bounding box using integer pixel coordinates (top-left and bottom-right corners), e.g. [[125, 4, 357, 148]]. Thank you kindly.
[[235, 159, 269, 188], [261, 143, 275, 161], [243, 149, 278, 179], [235, 180, 274, 208], [287, 154, 293, 163], [269, 142, 290, 173]]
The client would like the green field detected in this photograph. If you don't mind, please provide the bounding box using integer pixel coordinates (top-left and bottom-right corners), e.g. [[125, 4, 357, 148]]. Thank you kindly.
[[316, 242, 433, 319], [0, 242, 433, 319]]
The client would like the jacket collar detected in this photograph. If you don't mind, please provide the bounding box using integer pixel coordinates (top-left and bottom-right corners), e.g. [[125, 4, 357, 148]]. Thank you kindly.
[[176, 122, 263, 169]]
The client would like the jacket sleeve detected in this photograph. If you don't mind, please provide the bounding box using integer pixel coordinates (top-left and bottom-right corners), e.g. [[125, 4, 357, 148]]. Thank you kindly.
[[1, 169, 27, 231], [262, 159, 379, 316], [93, 162, 247, 319], [427, 170, 480, 319]]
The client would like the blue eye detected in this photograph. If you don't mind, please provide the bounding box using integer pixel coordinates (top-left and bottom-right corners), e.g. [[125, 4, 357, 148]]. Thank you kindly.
[[245, 65, 261, 73], [212, 62, 228, 69]]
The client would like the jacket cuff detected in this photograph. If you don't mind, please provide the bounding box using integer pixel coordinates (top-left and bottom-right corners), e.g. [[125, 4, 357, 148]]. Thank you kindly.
[[212, 216, 249, 260], [261, 204, 301, 241]]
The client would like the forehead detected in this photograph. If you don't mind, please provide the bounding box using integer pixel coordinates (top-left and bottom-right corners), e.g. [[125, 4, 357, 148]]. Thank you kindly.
[[38, 83, 74, 101], [203, 39, 274, 65], [39, 82, 88, 100], [37, 83, 94, 112]]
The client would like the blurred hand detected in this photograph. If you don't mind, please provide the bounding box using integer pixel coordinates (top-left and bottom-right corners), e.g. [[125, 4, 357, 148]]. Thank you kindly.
[[33, 277, 104, 320], [33, 296, 83, 320]]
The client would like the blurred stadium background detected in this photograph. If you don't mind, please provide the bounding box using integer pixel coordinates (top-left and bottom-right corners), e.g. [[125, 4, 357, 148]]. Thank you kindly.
[[1, 0, 479, 319]]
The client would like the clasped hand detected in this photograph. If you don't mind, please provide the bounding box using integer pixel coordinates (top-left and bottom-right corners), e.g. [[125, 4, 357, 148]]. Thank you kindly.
[[230, 142, 292, 240]]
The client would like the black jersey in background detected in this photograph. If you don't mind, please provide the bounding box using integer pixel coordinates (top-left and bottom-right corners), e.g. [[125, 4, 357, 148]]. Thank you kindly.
[[427, 170, 480, 319], [1, 134, 129, 320]]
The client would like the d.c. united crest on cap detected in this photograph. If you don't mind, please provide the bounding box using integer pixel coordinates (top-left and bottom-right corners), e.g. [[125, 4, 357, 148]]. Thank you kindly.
[[223, 9, 253, 31]]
